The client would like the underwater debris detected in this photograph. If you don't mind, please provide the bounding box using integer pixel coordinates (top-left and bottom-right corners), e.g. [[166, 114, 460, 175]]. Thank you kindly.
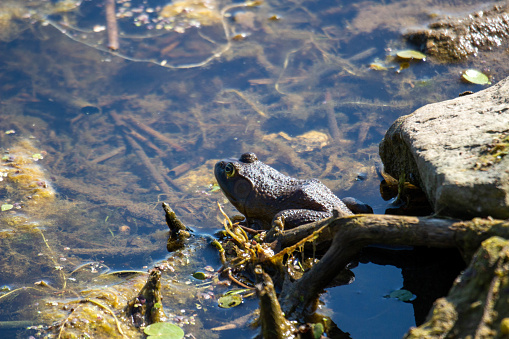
[[40, 0, 264, 69]]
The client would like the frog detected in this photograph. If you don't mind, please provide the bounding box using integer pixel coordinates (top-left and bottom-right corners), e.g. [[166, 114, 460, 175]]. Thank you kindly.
[[214, 152, 372, 229]]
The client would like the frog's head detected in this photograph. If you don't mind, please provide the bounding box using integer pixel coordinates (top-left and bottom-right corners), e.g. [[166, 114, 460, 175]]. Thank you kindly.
[[214, 152, 259, 218]]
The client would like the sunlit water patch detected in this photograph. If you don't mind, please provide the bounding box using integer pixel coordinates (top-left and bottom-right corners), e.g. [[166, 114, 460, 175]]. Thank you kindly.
[[326, 263, 415, 338]]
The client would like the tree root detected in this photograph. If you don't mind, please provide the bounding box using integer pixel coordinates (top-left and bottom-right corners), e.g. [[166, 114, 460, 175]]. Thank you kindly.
[[277, 212, 509, 319]]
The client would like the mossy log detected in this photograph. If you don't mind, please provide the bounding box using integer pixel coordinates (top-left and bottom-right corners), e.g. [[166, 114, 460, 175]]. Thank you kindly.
[[125, 270, 166, 327], [162, 202, 191, 251], [255, 266, 295, 339], [405, 236, 509, 338], [277, 212, 509, 318]]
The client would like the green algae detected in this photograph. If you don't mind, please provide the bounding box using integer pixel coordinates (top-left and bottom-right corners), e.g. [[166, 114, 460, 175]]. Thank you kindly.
[[474, 131, 509, 170]]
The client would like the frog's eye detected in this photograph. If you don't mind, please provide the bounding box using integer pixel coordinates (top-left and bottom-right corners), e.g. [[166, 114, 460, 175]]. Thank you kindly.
[[225, 163, 236, 178]]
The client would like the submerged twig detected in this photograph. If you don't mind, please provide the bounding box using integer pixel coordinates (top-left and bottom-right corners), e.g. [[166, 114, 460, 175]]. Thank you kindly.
[[0, 321, 36, 329], [126, 128, 165, 157], [55, 176, 165, 225], [125, 116, 185, 152], [226, 268, 254, 289], [324, 91, 342, 142], [38, 229, 67, 290], [105, 0, 119, 50], [90, 146, 126, 164], [223, 89, 267, 118], [125, 135, 173, 196]]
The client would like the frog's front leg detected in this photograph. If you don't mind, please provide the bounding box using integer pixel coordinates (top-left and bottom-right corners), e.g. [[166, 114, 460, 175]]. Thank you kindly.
[[272, 209, 334, 230]]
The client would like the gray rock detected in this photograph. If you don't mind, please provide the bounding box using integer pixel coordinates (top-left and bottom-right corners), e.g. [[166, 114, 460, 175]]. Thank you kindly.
[[379, 77, 509, 219]]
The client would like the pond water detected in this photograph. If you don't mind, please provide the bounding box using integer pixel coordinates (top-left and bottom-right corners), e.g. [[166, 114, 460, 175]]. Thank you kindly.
[[0, 0, 505, 338]]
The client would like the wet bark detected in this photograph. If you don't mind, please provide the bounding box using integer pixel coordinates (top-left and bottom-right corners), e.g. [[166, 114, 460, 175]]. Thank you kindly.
[[162, 202, 191, 251], [405, 236, 509, 338], [277, 213, 509, 318], [256, 267, 295, 339]]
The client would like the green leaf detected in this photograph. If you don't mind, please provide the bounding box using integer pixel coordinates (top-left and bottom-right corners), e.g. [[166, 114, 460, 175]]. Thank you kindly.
[[312, 323, 324, 339], [396, 50, 426, 60], [218, 294, 242, 308], [462, 69, 491, 85], [192, 271, 207, 280], [387, 289, 415, 302], [32, 153, 44, 161], [144, 322, 184, 339], [209, 184, 221, 192], [1, 204, 13, 212]]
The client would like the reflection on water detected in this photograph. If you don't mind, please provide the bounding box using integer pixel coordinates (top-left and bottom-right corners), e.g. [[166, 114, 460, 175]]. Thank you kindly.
[[0, 0, 503, 337], [328, 263, 415, 339]]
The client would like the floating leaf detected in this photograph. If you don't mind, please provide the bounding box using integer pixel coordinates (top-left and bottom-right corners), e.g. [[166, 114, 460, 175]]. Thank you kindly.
[[312, 323, 324, 338], [462, 69, 491, 85], [4, 130, 15, 134], [396, 50, 426, 61], [144, 322, 184, 339], [32, 153, 44, 161], [218, 294, 242, 308], [192, 271, 207, 280], [386, 289, 415, 302], [1, 204, 13, 212]]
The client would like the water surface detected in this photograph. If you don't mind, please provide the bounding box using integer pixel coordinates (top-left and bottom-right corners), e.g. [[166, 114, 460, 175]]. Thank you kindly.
[[0, 0, 505, 337]]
